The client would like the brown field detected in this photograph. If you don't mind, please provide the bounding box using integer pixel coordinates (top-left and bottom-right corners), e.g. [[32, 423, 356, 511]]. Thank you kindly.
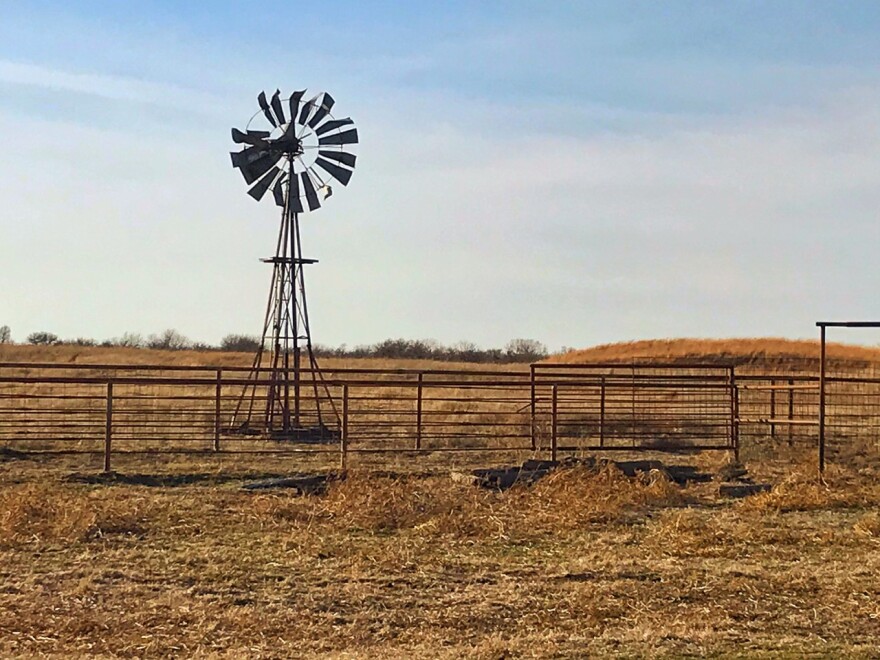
[[2, 339, 880, 657]]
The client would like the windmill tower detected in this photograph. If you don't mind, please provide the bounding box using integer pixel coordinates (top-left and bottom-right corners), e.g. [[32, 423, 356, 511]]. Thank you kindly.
[[227, 89, 358, 440]]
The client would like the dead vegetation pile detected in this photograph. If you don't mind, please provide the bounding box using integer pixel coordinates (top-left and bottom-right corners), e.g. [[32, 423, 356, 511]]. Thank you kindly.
[[242, 465, 686, 542]]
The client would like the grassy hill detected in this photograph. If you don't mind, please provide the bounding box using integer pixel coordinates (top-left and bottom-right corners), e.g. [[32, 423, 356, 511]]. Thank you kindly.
[[549, 337, 880, 373]]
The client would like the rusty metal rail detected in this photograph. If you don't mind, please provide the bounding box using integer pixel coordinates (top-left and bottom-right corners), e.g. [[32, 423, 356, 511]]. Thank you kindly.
[[0, 361, 878, 472]]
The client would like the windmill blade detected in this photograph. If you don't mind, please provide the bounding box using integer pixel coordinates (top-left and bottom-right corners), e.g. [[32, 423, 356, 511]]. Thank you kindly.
[[247, 166, 280, 202], [231, 128, 270, 147], [318, 150, 356, 168], [272, 173, 287, 207], [257, 91, 277, 128], [289, 174, 304, 213], [288, 90, 306, 124], [298, 93, 321, 126], [307, 93, 335, 128], [315, 157, 353, 186], [318, 128, 358, 146], [230, 145, 271, 168], [240, 152, 281, 184], [300, 171, 321, 211], [269, 90, 286, 126], [314, 117, 354, 136]]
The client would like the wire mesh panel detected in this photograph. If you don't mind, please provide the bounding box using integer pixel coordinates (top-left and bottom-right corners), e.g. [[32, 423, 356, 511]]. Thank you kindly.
[[532, 365, 734, 451], [824, 376, 880, 470]]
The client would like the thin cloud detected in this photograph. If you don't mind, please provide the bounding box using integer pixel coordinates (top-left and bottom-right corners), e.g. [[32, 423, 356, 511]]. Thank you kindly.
[[0, 59, 221, 110]]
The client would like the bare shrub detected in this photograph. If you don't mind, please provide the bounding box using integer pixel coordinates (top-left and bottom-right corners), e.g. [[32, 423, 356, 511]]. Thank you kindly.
[[26, 331, 60, 345], [505, 338, 548, 362], [67, 337, 97, 346], [220, 334, 262, 352], [111, 332, 145, 348], [0, 325, 10, 343], [146, 329, 192, 351]]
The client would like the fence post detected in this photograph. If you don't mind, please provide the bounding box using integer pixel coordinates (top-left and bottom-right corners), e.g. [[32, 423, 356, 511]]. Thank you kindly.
[[599, 376, 606, 448], [213, 369, 222, 452], [551, 384, 558, 462], [340, 385, 349, 471], [104, 382, 113, 473], [769, 378, 776, 439], [787, 378, 794, 445], [530, 364, 537, 450], [415, 372, 423, 450], [818, 325, 827, 474], [728, 367, 739, 462]]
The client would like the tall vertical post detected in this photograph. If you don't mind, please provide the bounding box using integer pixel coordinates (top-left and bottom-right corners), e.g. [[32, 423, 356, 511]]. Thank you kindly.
[[769, 379, 776, 439], [551, 384, 558, 462], [787, 378, 795, 445], [415, 372, 423, 450], [529, 364, 537, 450], [728, 366, 739, 461], [340, 385, 349, 471], [213, 369, 222, 452], [599, 376, 606, 448], [104, 382, 113, 473], [818, 324, 827, 474]]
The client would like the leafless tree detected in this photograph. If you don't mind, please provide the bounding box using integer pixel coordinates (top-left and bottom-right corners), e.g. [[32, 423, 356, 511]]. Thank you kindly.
[[146, 329, 192, 351], [505, 338, 548, 362], [220, 334, 262, 352], [27, 331, 60, 345]]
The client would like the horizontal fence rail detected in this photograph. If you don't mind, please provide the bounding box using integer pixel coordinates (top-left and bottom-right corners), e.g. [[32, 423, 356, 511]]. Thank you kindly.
[[0, 361, 877, 472]]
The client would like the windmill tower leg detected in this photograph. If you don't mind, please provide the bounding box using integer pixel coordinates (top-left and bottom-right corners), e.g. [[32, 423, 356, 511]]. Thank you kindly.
[[229, 200, 339, 440]]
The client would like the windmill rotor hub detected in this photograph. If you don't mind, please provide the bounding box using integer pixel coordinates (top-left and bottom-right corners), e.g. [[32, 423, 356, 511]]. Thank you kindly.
[[276, 135, 303, 157], [230, 88, 358, 211]]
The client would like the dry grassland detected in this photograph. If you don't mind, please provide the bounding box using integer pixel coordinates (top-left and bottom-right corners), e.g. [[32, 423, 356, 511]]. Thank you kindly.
[[5, 335, 876, 371], [1, 454, 880, 658], [0, 344, 527, 373], [2, 341, 880, 657]]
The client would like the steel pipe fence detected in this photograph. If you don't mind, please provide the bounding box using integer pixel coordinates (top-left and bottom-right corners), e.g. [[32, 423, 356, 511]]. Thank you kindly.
[[0, 361, 878, 472]]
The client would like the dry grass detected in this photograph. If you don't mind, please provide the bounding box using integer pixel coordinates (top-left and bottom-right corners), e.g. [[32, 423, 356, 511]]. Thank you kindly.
[[1, 456, 880, 657], [549, 336, 880, 371], [0, 343, 525, 373]]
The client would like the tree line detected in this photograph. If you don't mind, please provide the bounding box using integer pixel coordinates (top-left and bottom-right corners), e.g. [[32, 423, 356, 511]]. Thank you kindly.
[[0, 326, 550, 363]]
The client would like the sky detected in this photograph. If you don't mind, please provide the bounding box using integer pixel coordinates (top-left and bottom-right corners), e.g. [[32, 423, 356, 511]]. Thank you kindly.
[[2, 1, 880, 350]]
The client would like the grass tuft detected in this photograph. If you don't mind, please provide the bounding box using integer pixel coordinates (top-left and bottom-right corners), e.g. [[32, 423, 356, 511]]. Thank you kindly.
[[0, 484, 157, 546]]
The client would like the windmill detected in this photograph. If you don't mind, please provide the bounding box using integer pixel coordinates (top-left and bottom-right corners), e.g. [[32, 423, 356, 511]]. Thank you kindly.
[[228, 89, 358, 440]]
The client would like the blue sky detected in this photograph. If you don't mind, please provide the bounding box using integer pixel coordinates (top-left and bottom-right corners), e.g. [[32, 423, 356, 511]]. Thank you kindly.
[[2, 2, 880, 349]]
